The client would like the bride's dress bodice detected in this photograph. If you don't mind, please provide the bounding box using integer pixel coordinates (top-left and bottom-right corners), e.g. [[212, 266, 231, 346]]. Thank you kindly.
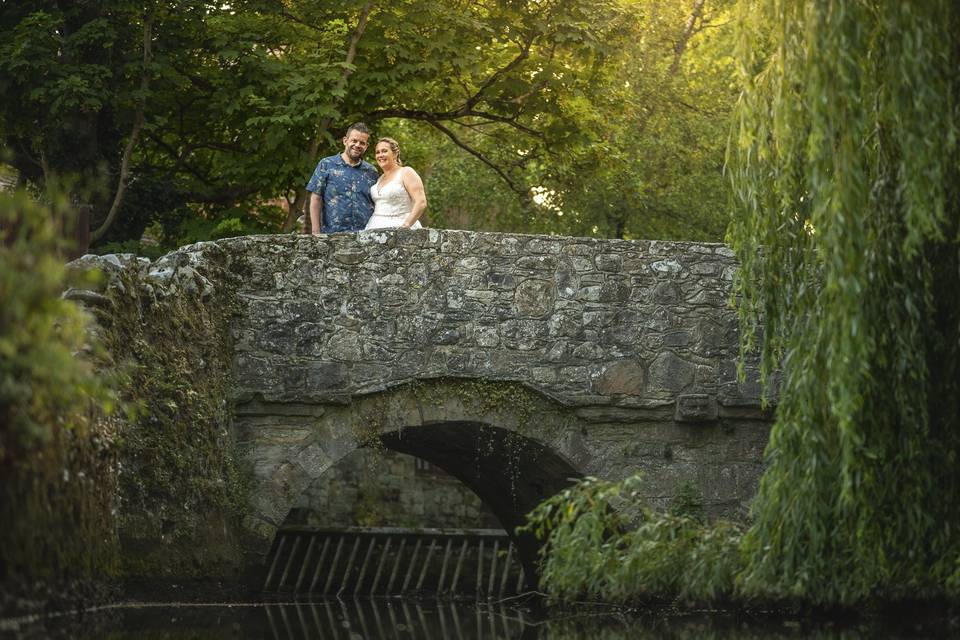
[[365, 174, 422, 229]]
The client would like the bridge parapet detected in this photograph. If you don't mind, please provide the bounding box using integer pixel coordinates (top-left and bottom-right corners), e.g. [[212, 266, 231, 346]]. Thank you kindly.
[[222, 230, 766, 418]]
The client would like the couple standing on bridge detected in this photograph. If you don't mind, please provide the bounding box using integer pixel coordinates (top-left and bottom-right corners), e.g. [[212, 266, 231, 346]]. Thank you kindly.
[[306, 122, 427, 234]]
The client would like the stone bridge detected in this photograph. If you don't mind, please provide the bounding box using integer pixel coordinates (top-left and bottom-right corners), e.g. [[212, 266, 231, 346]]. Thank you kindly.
[[76, 229, 772, 584]]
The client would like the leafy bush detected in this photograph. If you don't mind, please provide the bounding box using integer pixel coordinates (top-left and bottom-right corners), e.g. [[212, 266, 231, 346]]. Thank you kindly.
[[0, 189, 121, 590], [0, 189, 114, 457], [174, 204, 282, 247], [522, 475, 743, 606]]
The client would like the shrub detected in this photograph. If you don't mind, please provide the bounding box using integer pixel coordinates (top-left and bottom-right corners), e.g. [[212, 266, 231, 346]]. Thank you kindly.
[[0, 189, 120, 591], [523, 474, 743, 606]]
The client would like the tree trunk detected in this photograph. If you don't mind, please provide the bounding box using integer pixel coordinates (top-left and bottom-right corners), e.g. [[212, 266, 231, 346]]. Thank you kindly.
[[89, 12, 153, 244], [670, 0, 706, 74], [296, 2, 374, 235]]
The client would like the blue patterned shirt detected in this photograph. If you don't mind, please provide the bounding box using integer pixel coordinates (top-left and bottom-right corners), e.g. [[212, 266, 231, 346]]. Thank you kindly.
[[305, 154, 379, 232]]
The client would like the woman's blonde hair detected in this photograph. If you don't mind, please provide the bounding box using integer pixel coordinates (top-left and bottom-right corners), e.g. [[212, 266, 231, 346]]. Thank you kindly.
[[376, 137, 403, 165]]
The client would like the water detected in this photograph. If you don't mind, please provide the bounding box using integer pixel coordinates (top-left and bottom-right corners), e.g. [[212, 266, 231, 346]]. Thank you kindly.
[[1, 598, 954, 639]]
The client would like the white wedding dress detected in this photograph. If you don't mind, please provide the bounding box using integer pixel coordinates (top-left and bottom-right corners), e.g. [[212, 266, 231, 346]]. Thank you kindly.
[[364, 173, 422, 230]]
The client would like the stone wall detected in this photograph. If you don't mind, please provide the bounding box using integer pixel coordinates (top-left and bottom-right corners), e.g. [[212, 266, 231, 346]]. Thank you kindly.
[[224, 230, 772, 560], [226, 230, 762, 410], [62, 229, 773, 583], [63, 246, 250, 589], [286, 450, 501, 530]]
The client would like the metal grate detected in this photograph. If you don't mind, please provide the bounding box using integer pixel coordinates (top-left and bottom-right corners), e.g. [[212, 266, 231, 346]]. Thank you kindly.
[[263, 526, 526, 599]]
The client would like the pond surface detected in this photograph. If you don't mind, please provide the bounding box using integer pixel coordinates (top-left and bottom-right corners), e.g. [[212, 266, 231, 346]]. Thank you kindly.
[[1, 598, 953, 639]]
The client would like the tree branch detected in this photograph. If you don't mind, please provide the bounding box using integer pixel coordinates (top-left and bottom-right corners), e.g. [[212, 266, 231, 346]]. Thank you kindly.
[[275, 6, 334, 34], [427, 120, 529, 202], [144, 132, 242, 185], [365, 32, 544, 139], [466, 33, 536, 109], [294, 1, 375, 233], [311, 1, 374, 152], [177, 184, 259, 206], [90, 11, 153, 243], [670, 0, 706, 74], [365, 106, 543, 139]]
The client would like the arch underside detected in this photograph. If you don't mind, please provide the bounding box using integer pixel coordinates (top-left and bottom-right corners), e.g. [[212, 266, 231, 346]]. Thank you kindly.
[[380, 421, 583, 583], [235, 375, 772, 588], [235, 380, 587, 586]]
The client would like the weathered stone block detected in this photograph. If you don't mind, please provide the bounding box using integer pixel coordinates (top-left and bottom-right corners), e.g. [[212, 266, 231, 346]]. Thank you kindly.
[[283, 361, 349, 395], [596, 360, 647, 396], [663, 330, 693, 347], [516, 255, 557, 270], [524, 238, 562, 254], [648, 352, 696, 393], [595, 253, 623, 272], [575, 285, 602, 302], [572, 342, 604, 360], [474, 326, 500, 347], [560, 243, 595, 256], [651, 259, 682, 275], [675, 394, 719, 422], [432, 327, 462, 345], [554, 260, 579, 298], [487, 272, 516, 289], [686, 289, 728, 307], [514, 279, 556, 317]]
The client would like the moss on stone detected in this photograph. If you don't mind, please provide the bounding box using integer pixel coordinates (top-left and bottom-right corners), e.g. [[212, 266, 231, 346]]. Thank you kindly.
[[101, 260, 250, 580]]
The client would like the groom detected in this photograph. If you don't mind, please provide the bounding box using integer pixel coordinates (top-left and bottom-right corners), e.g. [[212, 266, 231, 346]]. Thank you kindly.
[[306, 122, 380, 235]]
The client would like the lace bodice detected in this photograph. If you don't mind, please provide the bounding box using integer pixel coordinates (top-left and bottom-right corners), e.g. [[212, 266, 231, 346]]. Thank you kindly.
[[365, 172, 422, 230]]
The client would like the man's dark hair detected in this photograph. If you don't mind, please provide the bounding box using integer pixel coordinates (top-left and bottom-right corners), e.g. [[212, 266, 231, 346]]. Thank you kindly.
[[345, 122, 371, 137]]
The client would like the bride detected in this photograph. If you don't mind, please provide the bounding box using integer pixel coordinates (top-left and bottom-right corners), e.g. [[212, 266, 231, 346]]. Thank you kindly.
[[364, 137, 427, 230]]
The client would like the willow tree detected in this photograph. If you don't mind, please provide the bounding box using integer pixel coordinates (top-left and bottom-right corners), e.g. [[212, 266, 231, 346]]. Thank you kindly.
[[729, 0, 960, 604]]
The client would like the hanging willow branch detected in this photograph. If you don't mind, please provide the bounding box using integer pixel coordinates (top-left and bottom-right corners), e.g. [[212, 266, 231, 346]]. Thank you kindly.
[[728, 0, 960, 605]]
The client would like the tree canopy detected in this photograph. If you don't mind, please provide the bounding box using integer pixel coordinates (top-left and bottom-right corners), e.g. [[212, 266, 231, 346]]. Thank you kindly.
[[0, 0, 739, 252]]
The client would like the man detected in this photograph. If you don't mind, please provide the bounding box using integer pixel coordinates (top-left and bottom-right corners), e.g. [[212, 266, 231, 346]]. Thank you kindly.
[[306, 122, 380, 234]]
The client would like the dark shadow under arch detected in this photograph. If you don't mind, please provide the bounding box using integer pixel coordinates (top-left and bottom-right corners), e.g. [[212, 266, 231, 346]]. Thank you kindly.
[[379, 421, 584, 588]]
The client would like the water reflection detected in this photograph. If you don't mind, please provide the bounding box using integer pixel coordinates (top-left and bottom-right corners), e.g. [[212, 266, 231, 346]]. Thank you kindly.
[[264, 599, 530, 639], [1, 598, 954, 639]]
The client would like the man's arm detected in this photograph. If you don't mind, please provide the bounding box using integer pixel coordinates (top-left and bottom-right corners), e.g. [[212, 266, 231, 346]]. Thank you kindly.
[[305, 160, 327, 235], [309, 192, 323, 235]]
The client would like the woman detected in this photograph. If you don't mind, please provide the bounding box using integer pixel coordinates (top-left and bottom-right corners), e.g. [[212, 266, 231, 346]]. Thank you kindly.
[[364, 137, 427, 230]]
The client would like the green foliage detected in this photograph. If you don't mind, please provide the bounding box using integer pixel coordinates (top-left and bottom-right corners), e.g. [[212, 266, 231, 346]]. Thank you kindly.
[[0, 190, 114, 456], [668, 480, 705, 523], [523, 475, 743, 605], [2, 0, 739, 246], [0, 189, 120, 590], [728, 0, 960, 604], [374, 1, 738, 241], [172, 204, 281, 246], [0, 1, 147, 213], [533, 0, 738, 241]]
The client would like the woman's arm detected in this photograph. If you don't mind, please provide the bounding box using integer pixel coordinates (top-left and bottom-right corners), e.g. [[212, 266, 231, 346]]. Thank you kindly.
[[400, 167, 427, 228]]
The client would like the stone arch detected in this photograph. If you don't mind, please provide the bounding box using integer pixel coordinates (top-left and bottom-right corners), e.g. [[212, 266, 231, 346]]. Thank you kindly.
[[233, 379, 590, 582], [380, 422, 583, 583]]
